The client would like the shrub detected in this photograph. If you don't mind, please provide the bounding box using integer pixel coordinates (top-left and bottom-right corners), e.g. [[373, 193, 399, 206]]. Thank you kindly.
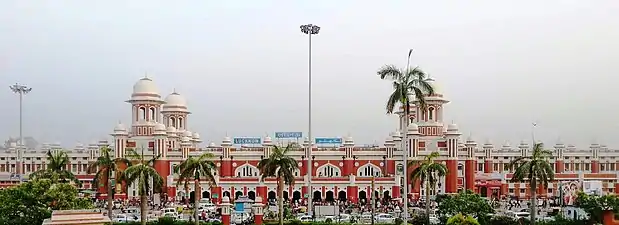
[[446, 213, 479, 225]]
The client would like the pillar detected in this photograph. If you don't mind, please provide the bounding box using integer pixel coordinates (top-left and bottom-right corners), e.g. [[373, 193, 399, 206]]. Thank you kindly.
[[484, 160, 493, 173], [465, 159, 475, 191], [346, 186, 358, 203], [253, 196, 265, 225], [592, 161, 600, 173], [555, 160, 565, 173], [220, 196, 232, 225], [501, 183, 508, 198], [445, 160, 458, 193], [211, 186, 222, 204], [391, 186, 401, 198], [256, 184, 268, 205]]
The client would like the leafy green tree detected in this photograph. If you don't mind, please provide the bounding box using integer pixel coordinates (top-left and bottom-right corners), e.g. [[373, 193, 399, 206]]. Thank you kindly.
[[87, 146, 131, 219], [436, 190, 494, 224], [377, 49, 434, 220], [124, 149, 164, 225], [410, 151, 447, 224], [446, 213, 480, 225], [30, 150, 81, 185], [0, 179, 93, 225], [175, 152, 218, 225], [257, 143, 299, 225], [575, 192, 619, 224], [508, 143, 555, 224]]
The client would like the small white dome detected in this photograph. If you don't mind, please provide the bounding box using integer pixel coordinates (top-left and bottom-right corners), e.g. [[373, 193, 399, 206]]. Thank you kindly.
[[263, 136, 272, 143], [166, 126, 177, 133], [447, 123, 459, 131], [192, 132, 200, 139], [181, 136, 191, 142], [132, 77, 159, 95], [114, 123, 127, 132], [154, 123, 166, 131], [164, 92, 187, 107], [407, 123, 419, 131], [184, 130, 192, 137], [208, 142, 216, 147]]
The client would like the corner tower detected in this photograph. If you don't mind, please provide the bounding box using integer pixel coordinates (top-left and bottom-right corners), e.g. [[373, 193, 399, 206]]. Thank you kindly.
[[126, 77, 165, 136]]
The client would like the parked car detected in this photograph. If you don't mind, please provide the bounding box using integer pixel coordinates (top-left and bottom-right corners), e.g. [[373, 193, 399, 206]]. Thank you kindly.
[[375, 213, 395, 224]]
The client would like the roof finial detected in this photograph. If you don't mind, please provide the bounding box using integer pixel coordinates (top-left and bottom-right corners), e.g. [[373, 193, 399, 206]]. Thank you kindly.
[[172, 88, 177, 94], [144, 72, 148, 78]]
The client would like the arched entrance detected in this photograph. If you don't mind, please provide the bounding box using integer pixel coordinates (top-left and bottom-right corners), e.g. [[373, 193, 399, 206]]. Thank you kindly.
[[248, 191, 256, 200], [268, 191, 277, 200], [325, 191, 335, 202], [313, 191, 322, 202], [189, 191, 195, 203], [223, 191, 230, 198], [480, 187, 488, 197], [338, 191, 347, 202], [283, 191, 289, 200], [235, 191, 243, 199], [202, 191, 211, 199], [383, 191, 391, 202], [293, 191, 301, 201], [358, 190, 367, 202]]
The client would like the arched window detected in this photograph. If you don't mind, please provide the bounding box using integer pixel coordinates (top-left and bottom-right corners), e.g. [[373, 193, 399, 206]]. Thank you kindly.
[[357, 163, 382, 177], [170, 117, 176, 128], [428, 107, 435, 120], [235, 164, 259, 177], [317, 164, 341, 177], [178, 117, 184, 129], [138, 107, 146, 120], [149, 107, 156, 121]]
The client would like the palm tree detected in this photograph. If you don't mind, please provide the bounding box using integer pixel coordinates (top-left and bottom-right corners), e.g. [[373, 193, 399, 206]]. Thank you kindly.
[[257, 143, 299, 225], [508, 142, 554, 224], [175, 153, 218, 225], [87, 147, 131, 219], [30, 150, 81, 186], [123, 149, 164, 225], [378, 49, 434, 220], [410, 151, 447, 224]]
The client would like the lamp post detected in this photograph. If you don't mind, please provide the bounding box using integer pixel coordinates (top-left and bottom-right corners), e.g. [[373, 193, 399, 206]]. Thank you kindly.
[[9, 83, 32, 183], [300, 23, 320, 216]]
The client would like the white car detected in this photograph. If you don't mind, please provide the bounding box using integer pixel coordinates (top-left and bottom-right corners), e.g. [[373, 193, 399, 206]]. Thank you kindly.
[[112, 214, 139, 223], [162, 212, 181, 220], [337, 214, 351, 223], [199, 203, 217, 212], [375, 213, 395, 224], [297, 215, 312, 222]]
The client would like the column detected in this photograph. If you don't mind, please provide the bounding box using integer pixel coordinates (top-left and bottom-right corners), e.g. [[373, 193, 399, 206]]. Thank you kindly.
[[253, 196, 265, 225], [211, 186, 222, 204], [465, 160, 476, 191], [256, 184, 268, 205], [220, 197, 232, 225], [444, 124, 461, 194]]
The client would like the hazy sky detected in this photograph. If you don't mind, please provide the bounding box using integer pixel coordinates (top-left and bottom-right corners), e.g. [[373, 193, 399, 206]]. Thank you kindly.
[[1, 1, 618, 149]]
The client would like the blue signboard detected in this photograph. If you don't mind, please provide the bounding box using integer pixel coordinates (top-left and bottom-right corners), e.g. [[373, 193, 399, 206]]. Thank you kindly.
[[233, 137, 262, 145], [275, 132, 303, 139], [315, 138, 342, 144]]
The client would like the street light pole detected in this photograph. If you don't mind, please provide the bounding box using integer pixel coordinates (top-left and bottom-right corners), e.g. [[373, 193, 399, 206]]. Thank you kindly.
[[9, 83, 32, 183], [300, 23, 320, 216]]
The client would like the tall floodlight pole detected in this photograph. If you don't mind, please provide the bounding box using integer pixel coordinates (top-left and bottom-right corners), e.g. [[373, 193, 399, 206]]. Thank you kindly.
[[300, 23, 320, 216], [10, 83, 32, 183], [402, 49, 413, 222]]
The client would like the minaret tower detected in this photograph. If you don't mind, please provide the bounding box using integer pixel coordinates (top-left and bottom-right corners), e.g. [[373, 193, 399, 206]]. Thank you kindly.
[[161, 91, 191, 131], [111, 123, 128, 157], [126, 77, 164, 136], [464, 136, 477, 191], [411, 77, 450, 137]]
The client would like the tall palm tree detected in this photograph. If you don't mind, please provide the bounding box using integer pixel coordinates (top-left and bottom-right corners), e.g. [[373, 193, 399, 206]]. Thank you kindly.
[[257, 143, 299, 225], [123, 149, 164, 225], [508, 143, 554, 224], [30, 150, 81, 186], [410, 151, 447, 224], [87, 147, 131, 219], [175, 153, 218, 225], [378, 49, 434, 220]]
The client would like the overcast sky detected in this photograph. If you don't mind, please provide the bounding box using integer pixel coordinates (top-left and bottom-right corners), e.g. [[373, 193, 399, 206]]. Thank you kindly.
[[1, 1, 618, 149]]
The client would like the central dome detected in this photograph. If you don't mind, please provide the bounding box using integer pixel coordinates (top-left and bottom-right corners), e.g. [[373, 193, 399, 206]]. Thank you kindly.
[[132, 77, 159, 95]]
